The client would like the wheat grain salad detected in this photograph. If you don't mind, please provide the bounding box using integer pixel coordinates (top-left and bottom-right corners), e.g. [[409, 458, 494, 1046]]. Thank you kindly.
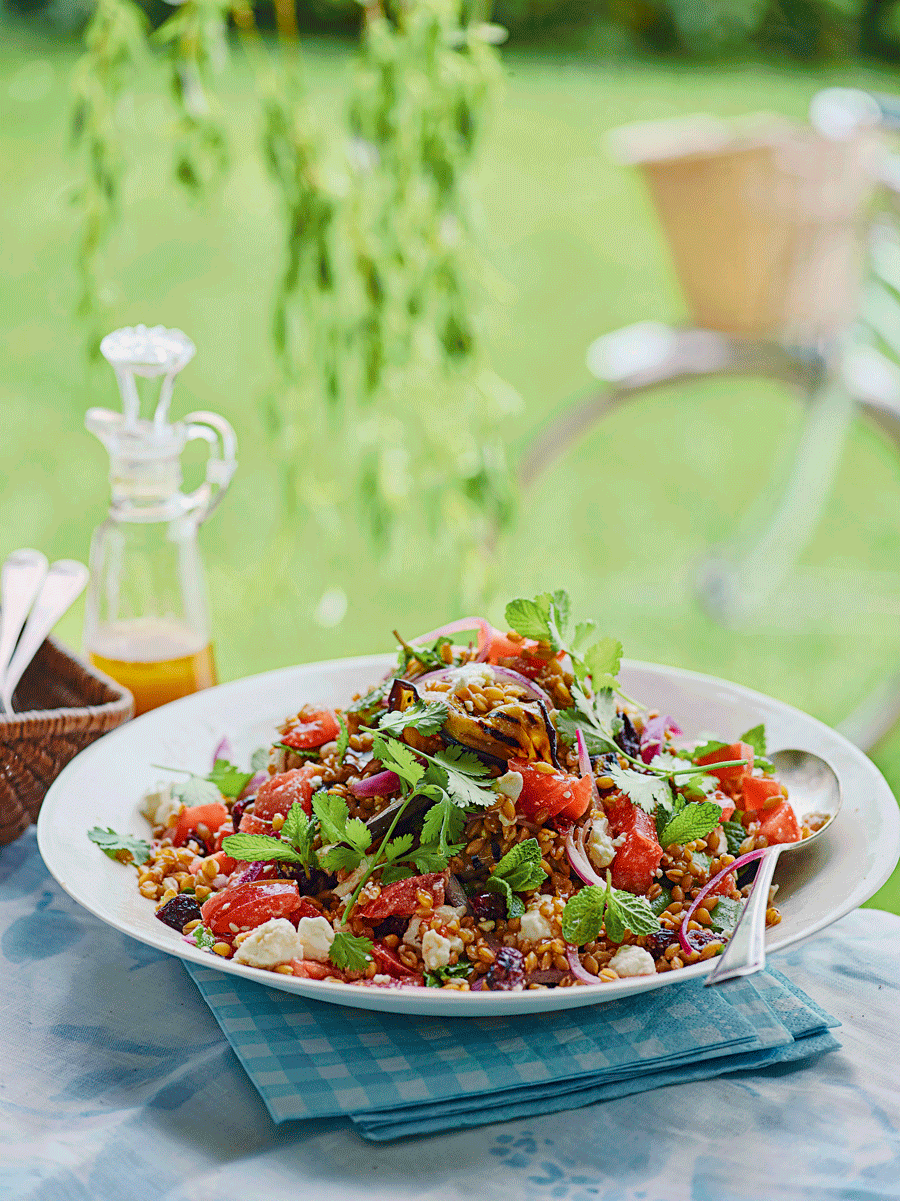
[[89, 591, 818, 991]]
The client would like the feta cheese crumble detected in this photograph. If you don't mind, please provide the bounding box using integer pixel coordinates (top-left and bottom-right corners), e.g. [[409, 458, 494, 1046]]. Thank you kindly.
[[588, 812, 617, 871], [495, 771, 524, 802], [296, 916, 336, 963], [140, 782, 183, 828], [609, 945, 656, 977], [520, 899, 554, 944], [421, 929, 452, 972], [234, 919, 303, 968]]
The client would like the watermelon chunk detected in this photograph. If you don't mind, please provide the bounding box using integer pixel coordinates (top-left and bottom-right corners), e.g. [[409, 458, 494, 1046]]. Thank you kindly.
[[758, 801, 801, 845], [742, 775, 785, 813], [697, 742, 755, 786], [605, 795, 663, 894]]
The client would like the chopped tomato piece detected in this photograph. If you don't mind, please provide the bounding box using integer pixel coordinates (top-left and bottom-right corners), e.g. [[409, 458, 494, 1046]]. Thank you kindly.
[[238, 812, 276, 836], [254, 765, 318, 820], [707, 871, 736, 897], [356, 873, 446, 922], [758, 801, 801, 845], [173, 802, 229, 847], [290, 959, 341, 980], [696, 742, 754, 786], [200, 880, 304, 935], [372, 941, 424, 982], [604, 794, 663, 894], [281, 708, 341, 749], [484, 630, 537, 663], [510, 759, 592, 822], [213, 821, 233, 851], [741, 775, 786, 813]]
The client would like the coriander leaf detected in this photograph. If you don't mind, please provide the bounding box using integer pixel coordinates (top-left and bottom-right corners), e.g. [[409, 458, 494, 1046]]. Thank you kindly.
[[176, 775, 222, 807], [561, 885, 607, 945], [371, 735, 425, 791], [604, 888, 660, 943], [543, 589, 571, 641], [433, 744, 492, 779], [505, 596, 553, 642], [557, 686, 623, 753], [428, 745, 495, 808], [222, 833, 305, 864], [659, 801, 724, 849], [377, 699, 450, 738], [485, 875, 525, 919], [88, 826, 152, 866], [723, 819, 747, 856], [608, 764, 673, 815], [396, 633, 455, 672], [739, 724, 767, 759], [380, 862, 416, 884], [344, 817, 372, 855], [329, 931, 374, 972], [408, 848, 453, 873], [491, 837, 547, 893], [383, 832, 416, 861], [312, 792, 351, 845], [420, 793, 466, 857], [250, 747, 269, 772], [425, 962, 472, 988], [208, 759, 254, 799], [583, 637, 623, 692], [709, 896, 744, 935], [336, 714, 349, 766], [555, 711, 611, 756], [572, 620, 597, 650], [320, 844, 366, 873]]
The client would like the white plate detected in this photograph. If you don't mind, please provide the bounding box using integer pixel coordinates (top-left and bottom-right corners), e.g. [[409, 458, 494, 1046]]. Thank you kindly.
[[38, 654, 900, 1016]]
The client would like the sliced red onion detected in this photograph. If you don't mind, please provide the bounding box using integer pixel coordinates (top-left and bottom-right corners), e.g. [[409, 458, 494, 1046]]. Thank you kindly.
[[678, 847, 766, 956], [564, 824, 606, 888], [212, 737, 234, 767], [640, 715, 683, 764], [489, 667, 553, 708], [238, 771, 267, 800], [470, 976, 486, 991], [566, 943, 599, 985], [349, 769, 401, 798], [410, 617, 492, 656], [229, 861, 279, 886]]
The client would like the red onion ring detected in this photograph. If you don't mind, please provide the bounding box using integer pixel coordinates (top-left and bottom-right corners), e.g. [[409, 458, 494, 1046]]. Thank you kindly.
[[640, 715, 683, 764], [412, 663, 553, 709], [238, 770, 267, 800], [349, 769, 401, 798], [566, 943, 600, 985], [410, 617, 492, 658], [564, 826, 606, 887], [212, 737, 234, 767], [678, 847, 767, 956]]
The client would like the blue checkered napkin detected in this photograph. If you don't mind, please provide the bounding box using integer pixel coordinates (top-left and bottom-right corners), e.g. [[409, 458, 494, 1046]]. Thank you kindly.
[[184, 961, 839, 1139]]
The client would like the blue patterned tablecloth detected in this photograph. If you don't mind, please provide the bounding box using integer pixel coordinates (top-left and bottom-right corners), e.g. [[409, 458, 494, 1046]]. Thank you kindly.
[[2, 827, 899, 1200]]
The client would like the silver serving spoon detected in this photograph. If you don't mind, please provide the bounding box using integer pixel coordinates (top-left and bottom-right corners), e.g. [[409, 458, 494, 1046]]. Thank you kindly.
[[1, 560, 89, 714], [0, 550, 48, 713], [704, 748, 842, 987]]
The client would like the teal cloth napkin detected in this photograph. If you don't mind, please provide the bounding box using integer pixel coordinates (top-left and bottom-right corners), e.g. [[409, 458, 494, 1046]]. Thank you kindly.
[[184, 961, 840, 1141]]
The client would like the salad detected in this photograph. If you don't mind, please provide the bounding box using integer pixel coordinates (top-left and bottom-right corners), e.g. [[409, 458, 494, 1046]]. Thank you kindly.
[[89, 590, 816, 991]]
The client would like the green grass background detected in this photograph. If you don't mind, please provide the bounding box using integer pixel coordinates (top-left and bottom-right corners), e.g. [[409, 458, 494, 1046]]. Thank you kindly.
[[2, 25, 899, 909]]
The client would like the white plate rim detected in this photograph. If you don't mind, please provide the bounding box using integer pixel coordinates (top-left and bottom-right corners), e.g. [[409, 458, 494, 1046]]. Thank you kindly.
[[37, 653, 900, 1016]]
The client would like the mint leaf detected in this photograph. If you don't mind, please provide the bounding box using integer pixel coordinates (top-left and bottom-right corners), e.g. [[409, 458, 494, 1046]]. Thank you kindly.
[[250, 747, 269, 772], [505, 596, 554, 642], [221, 832, 305, 863], [561, 884, 607, 945], [336, 714, 349, 766], [377, 699, 450, 738], [420, 793, 466, 858], [208, 759, 254, 799], [608, 764, 673, 815], [329, 931, 374, 972], [659, 801, 723, 849], [425, 962, 472, 987], [723, 819, 747, 856], [280, 801, 319, 871], [485, 875, 525, 919], [604, 889, 659, 943], [709, 896, 744, 934], [88, 826, 152, 866], [491, 837, 547, 893], [311, 792, 351, 845]]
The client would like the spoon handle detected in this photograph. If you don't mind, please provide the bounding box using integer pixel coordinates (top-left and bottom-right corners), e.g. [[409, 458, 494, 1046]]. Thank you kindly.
[[704, 847, 782, 986], [0, 550, 48, 711], [1, 560, 89, 714]]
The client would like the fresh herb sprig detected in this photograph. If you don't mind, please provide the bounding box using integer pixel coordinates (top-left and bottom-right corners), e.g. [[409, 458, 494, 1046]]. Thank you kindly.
[[394, 630, 455, 672], [152, 758, 254, 803], [561, 873, 660, 945], [329, 931, 375, 972], [485, 838, 547, 918], [88, 826, 152, 866], [425, 962, 472, 988], [375, 698, 450, 738], [223, 799, 321, 875]]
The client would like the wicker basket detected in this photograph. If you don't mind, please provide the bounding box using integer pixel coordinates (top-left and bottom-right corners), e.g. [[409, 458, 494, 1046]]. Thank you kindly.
[[0, 637, 133, 844]]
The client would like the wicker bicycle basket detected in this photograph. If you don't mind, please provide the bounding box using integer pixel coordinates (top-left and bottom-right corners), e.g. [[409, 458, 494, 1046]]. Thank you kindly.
[[0, 637, 133, 844]]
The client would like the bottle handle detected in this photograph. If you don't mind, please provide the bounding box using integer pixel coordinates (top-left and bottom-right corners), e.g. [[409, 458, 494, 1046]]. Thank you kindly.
[[182, 411, 238, 522]]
